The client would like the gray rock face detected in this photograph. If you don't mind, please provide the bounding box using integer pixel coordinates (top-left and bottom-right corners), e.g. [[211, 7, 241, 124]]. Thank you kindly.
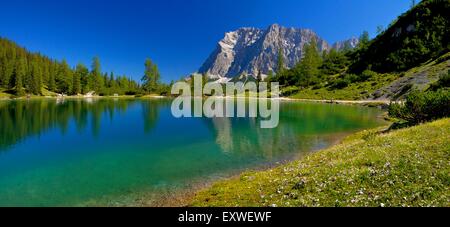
[[199, 24, 359, 78], [332, 37, 360, 51], [370, 59, 449, 101]]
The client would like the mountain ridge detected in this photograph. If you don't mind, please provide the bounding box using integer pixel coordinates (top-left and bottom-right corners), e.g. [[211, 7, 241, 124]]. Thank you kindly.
[[198, 24, 359, 78]]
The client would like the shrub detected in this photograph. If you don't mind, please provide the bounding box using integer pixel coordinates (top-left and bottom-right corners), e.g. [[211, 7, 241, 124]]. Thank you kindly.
[[428, 70, 450, 91], [345, 74, 359, 83], [125, 91, 138, 95], [331, 78, 350, 89], [312, 83, 323, 90], [359, 70, 378, 81], [388, 90, 450, 125], [282, 86, 300, 96]]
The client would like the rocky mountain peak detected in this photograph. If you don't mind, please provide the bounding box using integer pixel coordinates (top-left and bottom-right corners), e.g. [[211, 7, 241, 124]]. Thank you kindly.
[[198, 24, 359, 79], [331, 37, 360, 50]]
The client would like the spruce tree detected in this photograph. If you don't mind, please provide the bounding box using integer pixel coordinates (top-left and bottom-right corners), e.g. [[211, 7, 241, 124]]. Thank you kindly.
[[109, 72, 117, 92], [109, 72, 114, 88], [321, 49, 349, 75], [14, 57, 26, 96], [57, 60, 72, 94], [277, 48, 285, 74], [91, 57, 103, 93], [72, 64, 85, 95], [48, 61, 57, 92], [296, 38, 322, 86], [3, 45, 17, 89], [256, 71, 262, 92], [142, 58, 160, 93], [30, 60, 42, 95], [74, 63, 89, 94], [359, 31, 370, 48]]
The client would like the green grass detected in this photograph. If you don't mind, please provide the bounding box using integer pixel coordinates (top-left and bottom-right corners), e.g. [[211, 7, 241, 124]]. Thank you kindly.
[[0, 89, 13, 99], [41, 86, 58, 97], [190, 118, 450, 207], [0, 92, 10, 99], [290, 73, 399, 100], [289, 52, 450, 101], [0, 86, 57, 99]]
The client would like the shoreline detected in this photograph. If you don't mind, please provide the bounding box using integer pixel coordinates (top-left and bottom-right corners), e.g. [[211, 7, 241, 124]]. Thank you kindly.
[[0, 94, 393, 104], [136, 124, 391, 207], [0, 95, 165, 101], [281, 97, 391, 104], [188, 119, 449, 207]]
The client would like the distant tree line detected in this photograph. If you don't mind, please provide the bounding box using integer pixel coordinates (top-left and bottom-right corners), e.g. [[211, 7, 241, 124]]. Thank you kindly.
[[0, 37, 169, 97]]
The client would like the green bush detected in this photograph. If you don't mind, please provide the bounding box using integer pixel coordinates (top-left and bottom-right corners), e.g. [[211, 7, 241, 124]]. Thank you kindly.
[[282, 86, 300, 96], [331, 78, 350, 89], [345, 74, 359, 83], [359, 70, 377, 81], [312, 83, 323, 90], [389, 90, 450, 125], [428, 70, 450, 91], [125, 91, 138, 95]]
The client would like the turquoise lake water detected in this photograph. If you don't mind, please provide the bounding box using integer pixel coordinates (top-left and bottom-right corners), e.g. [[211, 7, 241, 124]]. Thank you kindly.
[[0, 98, 385, 206]]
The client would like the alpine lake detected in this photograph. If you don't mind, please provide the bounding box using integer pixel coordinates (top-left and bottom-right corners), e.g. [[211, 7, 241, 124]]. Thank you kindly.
[[0, 98, 386, 206]]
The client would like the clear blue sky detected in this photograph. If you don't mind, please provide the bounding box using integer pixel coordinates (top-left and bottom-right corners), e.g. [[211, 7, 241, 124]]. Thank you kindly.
[[0, 0, 412, 82]]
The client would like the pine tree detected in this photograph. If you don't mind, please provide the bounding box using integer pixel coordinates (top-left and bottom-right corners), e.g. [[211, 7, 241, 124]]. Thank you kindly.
[[0, 44, 9, 87], [266, 70, 274, 91], [142, 58, 160, 93], [108, 72, 114, 88], [321, 49, 349, 75], [2, 44, 17, 89], [277, 48, 285, 74], [103, 73, 108, 89], [72, 64, 85, 95], [296, 38, 322, 86], [57, 60, 72, 94], [14, 57, 26, 96], [109, 72, 117, 92], [256, 71, 262, 92], [74, 63, 89, 94], [359, 31, 370, 48], [376, 25, 384, 35], [91, 57, 103, 92], [41, 61, 50, 86], [267, 70, 274, 81], [30, 60, 42, 95], [48, 61, 57, 92]]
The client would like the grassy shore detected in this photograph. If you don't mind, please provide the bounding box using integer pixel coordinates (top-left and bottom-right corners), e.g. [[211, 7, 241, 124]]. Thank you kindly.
[[0, 89, 12, 99], [190, 118, 450, 207], [290, 72, 399, 101]]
